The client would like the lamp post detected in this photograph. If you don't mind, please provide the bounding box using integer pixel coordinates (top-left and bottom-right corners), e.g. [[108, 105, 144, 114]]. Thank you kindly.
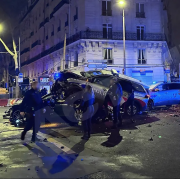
[[119, 0, 126, 74]]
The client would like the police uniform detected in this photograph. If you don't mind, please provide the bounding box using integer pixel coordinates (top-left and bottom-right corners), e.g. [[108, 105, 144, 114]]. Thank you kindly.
[[20, 88, 43, 141], [108, 82, 123, 126], [81, 91, 95, 139]]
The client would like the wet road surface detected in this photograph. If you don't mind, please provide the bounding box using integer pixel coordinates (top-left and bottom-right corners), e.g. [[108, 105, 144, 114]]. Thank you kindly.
[[0, 106, 180, 178]]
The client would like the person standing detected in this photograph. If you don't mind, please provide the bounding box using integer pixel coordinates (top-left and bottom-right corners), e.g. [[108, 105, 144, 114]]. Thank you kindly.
[[81, 85, 95, 140], [126, 87, 135, 122], [20, 81, 46, 142], [108, 77, 123, 129]]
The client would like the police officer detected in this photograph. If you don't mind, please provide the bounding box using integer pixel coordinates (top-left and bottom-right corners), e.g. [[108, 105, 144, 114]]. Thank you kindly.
[[108, 77, 123, 129], [81, 85, 95, 140], [126, 86, 135, 122], [20, 81, 46, 142]]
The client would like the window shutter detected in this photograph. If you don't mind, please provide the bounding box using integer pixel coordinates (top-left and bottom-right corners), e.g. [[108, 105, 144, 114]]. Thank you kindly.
[[136, 3, 139, 12], [107, 1, 111, 11], [140, 4, 144, 13], [102, 1, 106, 15]]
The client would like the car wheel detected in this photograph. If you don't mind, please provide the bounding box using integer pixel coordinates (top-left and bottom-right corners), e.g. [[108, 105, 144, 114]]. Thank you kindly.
[[125, 103, 139, 116], [11, 110, 24, 124], [148, 99, 155, 110]]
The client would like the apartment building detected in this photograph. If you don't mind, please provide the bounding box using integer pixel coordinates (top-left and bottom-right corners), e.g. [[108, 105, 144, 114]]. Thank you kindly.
[[19, 0, 170, 85]]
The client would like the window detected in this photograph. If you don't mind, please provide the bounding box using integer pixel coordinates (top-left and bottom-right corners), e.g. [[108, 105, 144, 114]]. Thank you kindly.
[[93, 76, 112, 87], [57, 20, 61, 31], [119, 79, 132, 93], [132, 82, 145, 93], [65, 14, 69, 27], [156, 84, 169, 91], [102, 1, 112, 16], [138, 49, 146, 64], [136, 3, 145, 18], [169, 83, 180, 90], [137, 26, 144, 40], [103, 48, 112, 60], [51, 24, 54, 36], [103, 24, 112, 39], [74, 7, 78, 21]]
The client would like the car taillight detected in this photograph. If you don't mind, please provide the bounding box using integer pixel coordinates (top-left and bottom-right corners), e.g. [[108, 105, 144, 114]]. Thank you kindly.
[[145, 95, 150, 98]]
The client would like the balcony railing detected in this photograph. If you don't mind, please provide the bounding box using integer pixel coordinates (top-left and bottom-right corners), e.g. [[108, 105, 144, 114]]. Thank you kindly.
[[52, 0, 69, 15], [21, 47, 30, 55], [136, 12, 145, 18], [31, 40, 41, 48], [102, 10, 112, 16], [44, 17, 49, 25], [39, 21, 44, 29], [21, 31, 165, 67]]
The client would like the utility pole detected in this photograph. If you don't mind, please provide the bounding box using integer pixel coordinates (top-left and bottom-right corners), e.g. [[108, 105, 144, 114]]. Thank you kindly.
[[122, 8, 126, 75]]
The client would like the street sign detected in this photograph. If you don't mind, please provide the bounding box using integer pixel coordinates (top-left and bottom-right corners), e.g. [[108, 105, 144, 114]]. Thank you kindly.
[[18, 73, 23, 78], [18, 78, 23, 83], [88, 64, 107, 69], [88, 60, 107, 63]]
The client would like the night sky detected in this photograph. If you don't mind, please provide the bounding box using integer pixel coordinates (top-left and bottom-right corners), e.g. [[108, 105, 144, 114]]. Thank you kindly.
[[0, 0, 28, 40]]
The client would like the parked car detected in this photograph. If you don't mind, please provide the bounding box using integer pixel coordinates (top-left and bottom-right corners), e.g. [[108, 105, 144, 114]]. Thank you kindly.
[[56, 74, 150, 123], [148, 82, 180, 108]]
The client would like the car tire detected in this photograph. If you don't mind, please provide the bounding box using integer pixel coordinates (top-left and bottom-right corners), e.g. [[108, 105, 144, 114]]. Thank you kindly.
[[10, 110, 24, 124], [125, 102, 140, 116], [148, 99, 155, 110]]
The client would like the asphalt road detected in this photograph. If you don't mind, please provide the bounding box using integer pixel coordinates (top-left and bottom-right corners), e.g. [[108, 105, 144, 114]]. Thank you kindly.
[[0, 106, 180, 178]]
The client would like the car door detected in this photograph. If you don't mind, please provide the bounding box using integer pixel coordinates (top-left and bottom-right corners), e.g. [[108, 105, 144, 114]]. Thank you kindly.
[[168, 83, 180, 105], [152, 84, 169, 106]]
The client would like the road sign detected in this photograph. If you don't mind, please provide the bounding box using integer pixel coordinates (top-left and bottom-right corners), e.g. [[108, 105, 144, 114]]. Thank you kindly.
[[18, 73, 23, 78], [88, 64, 107, 69]]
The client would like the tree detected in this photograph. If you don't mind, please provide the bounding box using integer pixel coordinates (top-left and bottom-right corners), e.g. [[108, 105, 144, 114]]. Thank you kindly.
[[0, 52, 11, 88], [0, 38, 19, 97]]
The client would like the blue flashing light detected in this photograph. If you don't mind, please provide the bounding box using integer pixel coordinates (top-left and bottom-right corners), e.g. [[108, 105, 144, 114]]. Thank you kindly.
[[54, 72, 61, 80], [153, 81, 156, 84]]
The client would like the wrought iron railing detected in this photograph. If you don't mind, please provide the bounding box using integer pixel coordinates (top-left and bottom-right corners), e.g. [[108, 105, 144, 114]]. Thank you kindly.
[[21, 31, 165, 67]]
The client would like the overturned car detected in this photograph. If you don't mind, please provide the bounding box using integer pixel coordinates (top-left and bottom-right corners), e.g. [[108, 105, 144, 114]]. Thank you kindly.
[[53, 74, 150, 122]]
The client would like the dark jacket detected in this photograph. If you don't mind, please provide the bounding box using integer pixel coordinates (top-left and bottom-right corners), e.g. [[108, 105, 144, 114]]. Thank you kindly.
[[81, 91, 95, 113], [108, 82, 123, 106], [20, 88, 43, 113]]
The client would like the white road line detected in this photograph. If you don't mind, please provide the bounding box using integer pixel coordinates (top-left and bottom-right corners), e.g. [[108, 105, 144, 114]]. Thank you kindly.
[[38, 132, 76, 155]]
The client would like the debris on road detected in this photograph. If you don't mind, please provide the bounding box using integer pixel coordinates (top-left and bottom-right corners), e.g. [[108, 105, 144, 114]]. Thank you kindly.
[[61, 146, 64, 149], [43, 138, 48, 142], [149, 137, 153, 141], [147, 124, 152, 127], [0, 163, 3, 167]]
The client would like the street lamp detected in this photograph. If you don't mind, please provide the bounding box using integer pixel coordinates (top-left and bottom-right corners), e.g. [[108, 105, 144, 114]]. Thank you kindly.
[[119, 0, 126, 75], [0, 24, 4, 33]]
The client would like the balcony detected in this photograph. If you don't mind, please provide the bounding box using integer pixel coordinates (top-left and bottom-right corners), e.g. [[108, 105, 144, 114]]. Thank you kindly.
[[136, 12, 145, 18], [102, 10, 112, 16], [52, 0, 69, 16], [21, 31, 165, 67], [31, 40, 41, 48], [39, 21, 44, 29], [44, 17, 49, 25], [21, 47, 30, 55]]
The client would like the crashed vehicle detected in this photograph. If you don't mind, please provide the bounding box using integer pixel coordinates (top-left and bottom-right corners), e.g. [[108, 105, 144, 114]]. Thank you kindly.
[[7, 94, 56, 125], [148, 82, 180, 109], [54, 74, 150, 122]]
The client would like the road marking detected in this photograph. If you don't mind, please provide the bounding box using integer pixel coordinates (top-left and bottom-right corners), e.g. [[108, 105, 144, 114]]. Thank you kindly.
[[38, 132, 76, 155]]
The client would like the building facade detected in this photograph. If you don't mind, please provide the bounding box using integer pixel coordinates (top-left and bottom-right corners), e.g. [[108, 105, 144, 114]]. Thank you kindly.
[[19, 0, 170, 85]]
